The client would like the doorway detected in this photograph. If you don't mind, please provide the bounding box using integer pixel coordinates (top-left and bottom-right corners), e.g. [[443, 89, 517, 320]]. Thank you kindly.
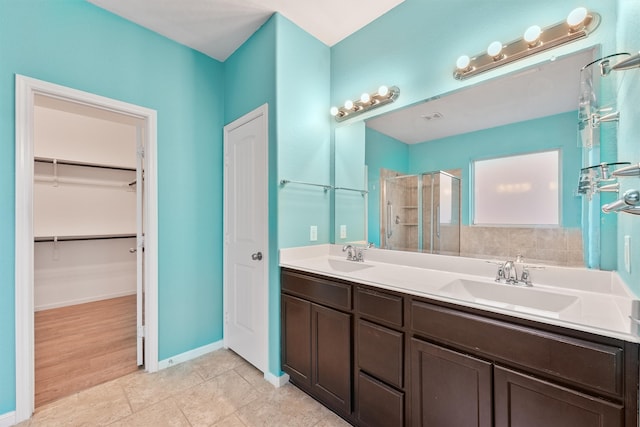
[[14, 75, 159, 421]]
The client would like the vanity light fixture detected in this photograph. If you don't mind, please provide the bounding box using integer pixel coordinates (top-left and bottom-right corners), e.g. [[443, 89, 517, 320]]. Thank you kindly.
[[330, 85, 400, 122], [454, 7, 600, 80]]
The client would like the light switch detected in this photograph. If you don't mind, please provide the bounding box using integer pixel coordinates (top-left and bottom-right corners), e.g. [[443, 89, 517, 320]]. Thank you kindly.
[[310, 225, 318, 241], [340, 225, 347, 239]]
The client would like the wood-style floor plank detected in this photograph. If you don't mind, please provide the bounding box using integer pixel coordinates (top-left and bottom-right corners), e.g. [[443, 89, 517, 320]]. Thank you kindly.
[[35, 295, 139, 408]]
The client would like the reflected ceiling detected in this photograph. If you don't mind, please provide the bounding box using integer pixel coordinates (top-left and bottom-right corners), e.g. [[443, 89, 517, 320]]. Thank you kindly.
[[366, 49, 595, 144]]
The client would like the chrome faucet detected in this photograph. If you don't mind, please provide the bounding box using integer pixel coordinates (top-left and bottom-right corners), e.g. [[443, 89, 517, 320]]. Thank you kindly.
[[495, 255, 532, 286], [342, 244, 364, 262]]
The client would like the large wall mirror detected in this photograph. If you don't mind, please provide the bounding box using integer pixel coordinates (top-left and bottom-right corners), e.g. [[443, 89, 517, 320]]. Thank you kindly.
[[333, 47, 614, 269]]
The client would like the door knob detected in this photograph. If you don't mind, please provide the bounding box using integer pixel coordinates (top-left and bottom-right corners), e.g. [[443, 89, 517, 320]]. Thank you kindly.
[[251, 252, 263, 261], [129, 248, 137, 253]]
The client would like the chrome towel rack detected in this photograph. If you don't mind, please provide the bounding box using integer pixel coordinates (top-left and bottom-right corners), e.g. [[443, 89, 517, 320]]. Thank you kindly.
[[280, 179, 368, 195]]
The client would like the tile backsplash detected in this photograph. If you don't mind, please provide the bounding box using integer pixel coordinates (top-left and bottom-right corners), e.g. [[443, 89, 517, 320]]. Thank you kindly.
[[460, 226, 584, 267]]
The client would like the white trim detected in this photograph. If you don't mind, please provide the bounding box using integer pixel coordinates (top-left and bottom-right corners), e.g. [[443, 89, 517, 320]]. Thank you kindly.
[[0, 411, 16, 427], [223, 104, 270, 374], [158, 340, 224, 370], [264, 372, 290, 388], [14, 75, 159, 423]]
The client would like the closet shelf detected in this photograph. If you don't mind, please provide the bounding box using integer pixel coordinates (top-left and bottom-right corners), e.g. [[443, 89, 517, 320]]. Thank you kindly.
[[35, 233, 136, 242]]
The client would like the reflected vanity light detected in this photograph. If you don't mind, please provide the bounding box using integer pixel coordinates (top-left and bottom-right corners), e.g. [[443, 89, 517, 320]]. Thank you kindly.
[[454, 7, 600, 80], [330, 85, 400, 122]]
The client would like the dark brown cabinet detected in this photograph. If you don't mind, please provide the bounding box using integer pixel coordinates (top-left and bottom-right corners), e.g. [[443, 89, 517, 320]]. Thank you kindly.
[[355, 286, 406, 427], [281, 271, 353, 418], [411, 338, 492, 427], [311, 303, 352, 414], [494, 366, 623, 427], [281, 294, 311, 387], [281, 268, 639, 427]]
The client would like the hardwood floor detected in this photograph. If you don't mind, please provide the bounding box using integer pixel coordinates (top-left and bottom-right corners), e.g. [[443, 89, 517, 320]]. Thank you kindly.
[[35, 295, 139, 408]]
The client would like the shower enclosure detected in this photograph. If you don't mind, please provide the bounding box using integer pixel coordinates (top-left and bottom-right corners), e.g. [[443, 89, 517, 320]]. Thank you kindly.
[[381, 170, 461, 255]]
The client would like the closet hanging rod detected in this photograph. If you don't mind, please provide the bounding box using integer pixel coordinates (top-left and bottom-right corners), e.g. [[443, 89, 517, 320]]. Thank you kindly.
[[34, 175, 133, 189], [280, 179, 332, 192], [35, 233, 136, 243], [34, 157, 136, 172], [334, 186, 368, 196]]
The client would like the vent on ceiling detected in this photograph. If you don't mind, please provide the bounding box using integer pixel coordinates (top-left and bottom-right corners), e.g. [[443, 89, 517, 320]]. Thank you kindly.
[[421, 112, 443, 121]]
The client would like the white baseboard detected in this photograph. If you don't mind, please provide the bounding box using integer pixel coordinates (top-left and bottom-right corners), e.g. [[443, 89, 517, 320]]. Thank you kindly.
[[0, 411, 16, 427], [158, 340, 224, 370], [264, 371, 290, 388], [35, 290, 136, 311]]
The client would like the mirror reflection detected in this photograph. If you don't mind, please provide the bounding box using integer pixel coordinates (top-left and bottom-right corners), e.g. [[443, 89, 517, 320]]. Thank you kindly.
[[334, 48, 603, 268]]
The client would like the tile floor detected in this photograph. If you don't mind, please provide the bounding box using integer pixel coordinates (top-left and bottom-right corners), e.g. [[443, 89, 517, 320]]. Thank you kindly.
[[17, 349, 351, 427]]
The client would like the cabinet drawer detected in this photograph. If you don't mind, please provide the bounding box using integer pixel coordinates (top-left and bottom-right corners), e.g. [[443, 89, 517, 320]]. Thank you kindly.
[[358, 319, 404, 388], [357, 287, 403, 327], [411, 300, 624, 398], [357, 371, 404, 427], [281, 270, 352, 311]]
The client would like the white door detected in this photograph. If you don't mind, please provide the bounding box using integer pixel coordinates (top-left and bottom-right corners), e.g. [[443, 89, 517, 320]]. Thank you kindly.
[[135, 125, 145, 366], [223, 104, 269, 373]]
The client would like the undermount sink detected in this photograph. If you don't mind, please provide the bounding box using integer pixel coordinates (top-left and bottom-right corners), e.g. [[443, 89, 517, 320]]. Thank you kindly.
[[326, 258, 374, 273], [438, 279, 579, 318]]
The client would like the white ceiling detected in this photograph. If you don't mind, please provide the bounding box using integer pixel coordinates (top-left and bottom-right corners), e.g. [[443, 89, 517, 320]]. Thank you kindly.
[[366, 48, 597, 144], [88, 0, 405, 61]]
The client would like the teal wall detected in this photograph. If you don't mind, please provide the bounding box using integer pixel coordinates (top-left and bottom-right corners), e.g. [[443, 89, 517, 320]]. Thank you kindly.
[[615, 0, 640, 294], [276, 15, 331, 249], [224, 14, 331, 376], [0, 0, 224, 414], [275, 14, 331, 373], [224, 14, 280, 375], [335, 122, 367, 244], [331, 0, 617, 112], [365, 128, 409, 247]]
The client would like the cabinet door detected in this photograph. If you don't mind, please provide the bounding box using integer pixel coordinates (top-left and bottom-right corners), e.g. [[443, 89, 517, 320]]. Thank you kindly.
[[312, 303, 352, 415], [494, 366, 623, 427], [281, 294, 311, 387], [411, 338, 492, 427]]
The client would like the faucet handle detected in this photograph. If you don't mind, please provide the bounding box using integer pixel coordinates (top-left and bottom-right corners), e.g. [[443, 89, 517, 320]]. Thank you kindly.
[[495, 266, 505, 282], [520, 267, 532, 286]]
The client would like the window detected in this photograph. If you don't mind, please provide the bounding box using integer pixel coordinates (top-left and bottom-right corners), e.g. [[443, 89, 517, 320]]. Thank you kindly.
[[473, 150, 559, 225]]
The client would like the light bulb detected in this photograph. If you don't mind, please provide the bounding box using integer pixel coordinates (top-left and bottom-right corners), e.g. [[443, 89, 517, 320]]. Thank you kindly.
[[378, 85, 389, 97], [567, 7, 588, 29], [523, 25, 542, 45], [344, 100, 354, 110], [360, 92, 371, 103], [487, 41, 503, 58], [330, 106, 339, 116], [456, 55, 471, 70]]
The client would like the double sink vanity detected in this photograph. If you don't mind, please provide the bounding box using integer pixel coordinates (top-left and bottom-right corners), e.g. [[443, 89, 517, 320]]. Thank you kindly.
[[280, 244, 640, 426]]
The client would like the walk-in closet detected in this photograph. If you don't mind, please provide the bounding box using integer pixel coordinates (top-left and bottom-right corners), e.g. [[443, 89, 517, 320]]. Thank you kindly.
[[33, 95, 142, 407]]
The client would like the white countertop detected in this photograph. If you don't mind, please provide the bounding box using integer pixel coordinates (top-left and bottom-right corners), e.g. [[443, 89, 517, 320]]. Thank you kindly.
[[280, 244, 640, 343]]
